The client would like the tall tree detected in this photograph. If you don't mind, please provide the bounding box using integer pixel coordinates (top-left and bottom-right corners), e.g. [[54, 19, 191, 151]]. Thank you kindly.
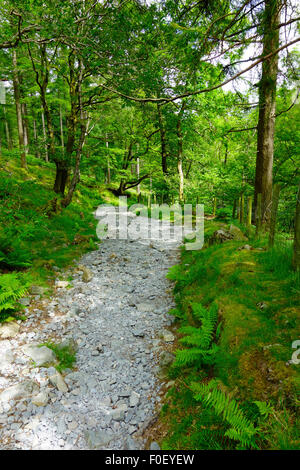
[[254, 0, 281, 227], [12, 49, 26, 168]]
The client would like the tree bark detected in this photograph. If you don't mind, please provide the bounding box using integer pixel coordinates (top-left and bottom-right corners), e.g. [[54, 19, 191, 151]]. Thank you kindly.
[[3, 106, 12, 150], [33, 117, 40, 158], [177, 103, 185, 203], [22, 103, 29, 155], [12, 50, 27, 168], [61, 58, 87, 207], [157, 104, 168, 174], [254, 0, 280, 228], [59, 104, 65, 152], [41, 111, 49, 162]]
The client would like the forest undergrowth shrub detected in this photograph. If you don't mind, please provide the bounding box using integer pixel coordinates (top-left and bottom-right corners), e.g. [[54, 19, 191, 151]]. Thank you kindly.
[[0, 273, 29, 322]]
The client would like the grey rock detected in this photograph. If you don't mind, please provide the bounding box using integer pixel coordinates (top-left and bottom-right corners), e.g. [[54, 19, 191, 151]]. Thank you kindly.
[[85, 430, 114, 449], [0, 380, 39, 403], [48, 371, 68, 393], [19, 297, 31, 306], [209, 229, 234, 244], [29, 286, 45, 295], [118, 389, 131, 398], [81, 267, 93, 283], [22, 345, 57, 366], [0, 322, 20, 339], [150, 441, 161, 450], [124, 437, 140, 450], [31, 391, 49, 407], [160, 351, 175, 368], [56, 281, 69, 288], [129, 391, 140, 407], [132, 330, 145, 338], [161, 330, 175, 342], [1, 350, 15, 366], [56, 338, 78, 352]]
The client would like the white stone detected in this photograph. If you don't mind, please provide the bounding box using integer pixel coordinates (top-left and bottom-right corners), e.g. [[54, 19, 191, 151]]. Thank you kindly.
[[48, 371, 68, 393], [0, 322, 20, 339], [56, 281, 69, 288], [21, 345, 57, 366], [31, 391, 49, 407]]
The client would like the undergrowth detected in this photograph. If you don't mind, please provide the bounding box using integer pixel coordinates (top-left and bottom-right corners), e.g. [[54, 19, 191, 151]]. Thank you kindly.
[[159, 220, 300, 450]]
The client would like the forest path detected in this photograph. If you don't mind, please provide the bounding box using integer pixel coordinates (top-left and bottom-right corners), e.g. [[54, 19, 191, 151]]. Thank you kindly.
[[0, 210, 180, 450]]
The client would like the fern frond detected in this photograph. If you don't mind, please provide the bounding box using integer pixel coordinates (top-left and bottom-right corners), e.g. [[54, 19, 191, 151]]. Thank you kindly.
[[191, 381, 257, 448], [0, 273, 29, 316], [174, 344, 219, 367]]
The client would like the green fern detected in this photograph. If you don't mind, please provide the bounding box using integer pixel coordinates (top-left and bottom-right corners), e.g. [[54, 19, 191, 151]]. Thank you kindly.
[[253, 400, 275, 418], [191, 380, 258, 449], [174, 343, 219, 367], [0, 273, 29, 321], [174, 302, 219, 367], [0, 233, 33, 269]]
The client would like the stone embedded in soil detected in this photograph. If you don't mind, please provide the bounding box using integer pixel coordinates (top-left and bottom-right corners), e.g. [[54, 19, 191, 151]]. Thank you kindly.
[[85, 430, 114, 449], [21, 344, 57, 367], [48, 371, 68, 393], [0, 322, 20, 339], [0, 380, 39, 403], [31, 390, 49, 407]]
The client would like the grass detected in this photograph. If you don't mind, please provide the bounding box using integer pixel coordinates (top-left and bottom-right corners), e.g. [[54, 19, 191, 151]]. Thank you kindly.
[[156, 220, 300, 450]]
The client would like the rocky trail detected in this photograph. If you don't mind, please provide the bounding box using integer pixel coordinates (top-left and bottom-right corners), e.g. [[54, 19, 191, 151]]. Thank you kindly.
[[0, 211, 181, 450]]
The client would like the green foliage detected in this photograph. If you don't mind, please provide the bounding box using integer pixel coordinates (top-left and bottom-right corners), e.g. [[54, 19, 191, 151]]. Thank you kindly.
[[0, 231, 33, 269], [191, 380, 257, 449], [0, 273, 29, 322], [174, 302, 219, 368]]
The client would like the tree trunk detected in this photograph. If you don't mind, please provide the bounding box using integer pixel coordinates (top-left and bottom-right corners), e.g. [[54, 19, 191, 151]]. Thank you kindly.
[[59, 104, 65, 152], [232, 199, 237, 219], [177, 104, 185, 203], [254, 0, 280, 228], [106, 134, 110, 184], [54, 162, 68, 194], [33, 118, 40, 158], [61, 116, 87, 208], [177, 145, 184, 203], [60, 58, 86, 206], [157, 104, 168, 174], [3, 106, 12, 150], [12, 50, 27, 168], [247, 196, 253, 229], [41, 111, 49, 162], [22, 103, 29, 155], [136, 156, 141, 201], [292, 183, 300, 271]]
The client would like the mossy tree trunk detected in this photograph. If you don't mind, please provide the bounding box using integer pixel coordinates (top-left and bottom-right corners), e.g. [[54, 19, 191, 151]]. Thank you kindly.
[[254, 0, 280, 228], [157, 103, 168, 175], [12, 50, 27, 169], [177, 102, 186, 203]]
